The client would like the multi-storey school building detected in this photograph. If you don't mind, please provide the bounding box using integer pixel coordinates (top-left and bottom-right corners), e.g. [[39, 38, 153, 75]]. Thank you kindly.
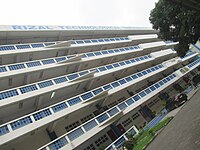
[[0, 25, 199, 150]]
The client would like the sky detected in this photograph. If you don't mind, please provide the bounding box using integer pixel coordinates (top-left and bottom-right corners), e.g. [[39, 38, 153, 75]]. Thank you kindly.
[[1, 0, 158, 27]]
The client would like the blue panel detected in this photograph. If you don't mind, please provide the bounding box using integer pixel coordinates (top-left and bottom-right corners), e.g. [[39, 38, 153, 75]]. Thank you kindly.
[[84, 40, 91, 43], [31, 44, 44, 48], [52, 102, 68, 113], [33, 109, 52, 121], [11, 117, 32, 130], [0, 67, 7, 73], [97, 113, 109, 123], [0, 126, 9, 136], [133, 95, 140, 101], [108, 50, 115, 53], [118, 102, 127, 110], [110, 38, 115, 41], [131, 75, 138, 79], [114, 49, 120, 52], [0, 45, 15, 51], [102, 51, 109, 54], [79, 71, 89, 76], [125, 76, 133, 82], [49, 137, 68, 150], [145, 88, 151, 94], [67, 74, 79, 80], [130, 59, 136, 63], [111, 82, 120, 88], [106, 65, 113, 70], [16, 45, 31, 49], [113, 63, 120, 67], [150, 86, 156, 91], [137, 73, 143, 77], [119, 48, 126, 51], [125, 60, 131, 64], [67, 128, 84, 141], [81, 92, 93, 101], [54, 77, 68, 84], [92, 88, 103, 95], [142, 71, 147, 75], [158, 80, 164, 86], [94, 51, 102, 56], [154, 83, 160, 88], [38, 80, 54, 88], [126, 98, 134, 105], [20, 84, 38, 94], [114, 137, 126, 148], [0, 89, 19, 100], [83, 120, 98, 132], [8, 64, 26, 70], [124, 47, 130, 51], [44, 42, 56, 46], [86, 53, 95, 57], [119, 62, 126, 66], [55, 57, 67, 62], [103, 84, 112, 90], [26, 61, 41, 67], [119, 79, 126, 85], [76, 40, 84, 44], [107, 107, 119, 116], [42, 59, 55, 64], [98, 67, 107, 72], [98, 39, 104, 42], [91, 40, 98, 43], [67, 97, 82, 106], [139, 91, 146, 97]]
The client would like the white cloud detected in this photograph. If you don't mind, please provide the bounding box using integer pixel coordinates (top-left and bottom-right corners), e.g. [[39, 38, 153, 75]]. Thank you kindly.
[[0, 0, 158, 27]]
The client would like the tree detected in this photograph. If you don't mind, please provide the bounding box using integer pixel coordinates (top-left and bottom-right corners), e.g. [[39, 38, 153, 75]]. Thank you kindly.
[[149, 0, 200, 57]]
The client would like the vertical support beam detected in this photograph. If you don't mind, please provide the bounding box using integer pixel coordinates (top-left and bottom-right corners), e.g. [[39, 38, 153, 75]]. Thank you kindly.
[[35, 96, 43, 110], [15, 54, 20, 63], [24, 74, 31, 84], [47, 121, 57, 133]]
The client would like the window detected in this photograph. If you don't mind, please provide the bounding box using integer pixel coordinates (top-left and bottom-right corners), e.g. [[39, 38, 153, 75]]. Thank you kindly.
[[119, 62, 126, 66], [108, 50, 115, 53], [103, 84, 112, 90], [106, 65, 113, 70], [94, 135, 108, 147], [131, 75, 138, 79], [122, 118, 132, 127], [102, 51, 109, 54], [113, 63, 120, 67], [65, 121, 80, 132], [150, 86, 156, 91], [76, 40, 84, 44], [81, 114, 94, 123], [130, 59, 136, 63], [83, 144, 96, 150], [132, 112, 140, 120], [94, 52, 102, 56], [139, 91, 146, 97], [86, 53, 95, 57], [119, 79, 126, 85]]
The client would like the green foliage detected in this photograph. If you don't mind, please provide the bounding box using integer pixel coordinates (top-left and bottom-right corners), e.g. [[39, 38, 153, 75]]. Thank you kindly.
[[148, 129, 155, 137], [149, 0, 200, 57]]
